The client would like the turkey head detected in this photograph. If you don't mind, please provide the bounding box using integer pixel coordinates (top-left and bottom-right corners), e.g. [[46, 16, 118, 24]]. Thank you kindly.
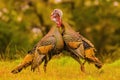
[[51, 9, 63, 27]]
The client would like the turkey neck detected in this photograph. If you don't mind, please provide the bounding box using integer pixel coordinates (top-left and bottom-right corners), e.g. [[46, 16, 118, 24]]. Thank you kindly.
[[61, 22, 75, 34], [50, 26, 64, 50]]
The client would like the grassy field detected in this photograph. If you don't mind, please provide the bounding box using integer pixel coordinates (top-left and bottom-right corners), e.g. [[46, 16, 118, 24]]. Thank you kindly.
[[0, 56, 120, 80]]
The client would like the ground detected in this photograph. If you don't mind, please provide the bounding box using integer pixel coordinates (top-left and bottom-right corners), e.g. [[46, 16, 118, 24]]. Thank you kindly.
[[0, 56, 120, 80]]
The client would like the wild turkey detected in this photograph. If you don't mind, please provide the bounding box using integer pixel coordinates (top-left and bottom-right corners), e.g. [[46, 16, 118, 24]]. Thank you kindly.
[[50, 9, 102, 72], [11, 9, 102, 73], [11, 47, 46, 74], [31, 25, 64, 71], [11, 26, 64, 73]]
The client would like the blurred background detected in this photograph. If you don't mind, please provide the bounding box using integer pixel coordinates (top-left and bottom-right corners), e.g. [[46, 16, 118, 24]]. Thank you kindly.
[[0, 0, 120, 62]]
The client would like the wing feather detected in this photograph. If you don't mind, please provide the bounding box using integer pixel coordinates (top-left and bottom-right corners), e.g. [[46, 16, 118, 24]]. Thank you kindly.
[[37, 45, 53, 55], [67, 42, 82, 49]]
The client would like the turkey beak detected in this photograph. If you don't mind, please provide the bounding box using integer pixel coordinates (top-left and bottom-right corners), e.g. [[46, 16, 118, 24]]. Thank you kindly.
[[51, 12, 57, 21], [50, 14, 55, 21]]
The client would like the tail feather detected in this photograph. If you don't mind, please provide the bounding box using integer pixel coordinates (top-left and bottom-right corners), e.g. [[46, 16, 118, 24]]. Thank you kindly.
[[94, 57, 102, 69], [31, 53, 45, 72], [11, 54, 34, 74], [85, 48, 102, 69]]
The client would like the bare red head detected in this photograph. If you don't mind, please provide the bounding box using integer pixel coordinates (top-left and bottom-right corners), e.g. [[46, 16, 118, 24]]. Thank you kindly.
[[51, 9, 63, 27]]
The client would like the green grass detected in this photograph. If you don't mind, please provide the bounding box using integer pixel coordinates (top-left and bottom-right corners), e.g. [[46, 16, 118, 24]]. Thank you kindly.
[[0, 57, 120, 80]]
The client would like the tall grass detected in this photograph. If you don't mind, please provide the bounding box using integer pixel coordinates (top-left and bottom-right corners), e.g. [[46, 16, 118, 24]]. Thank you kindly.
[[0, 57, 120, 80]]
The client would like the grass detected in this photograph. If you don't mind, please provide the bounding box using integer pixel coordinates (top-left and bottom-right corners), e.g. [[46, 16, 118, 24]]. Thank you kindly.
[[0, 56, 120, 80]]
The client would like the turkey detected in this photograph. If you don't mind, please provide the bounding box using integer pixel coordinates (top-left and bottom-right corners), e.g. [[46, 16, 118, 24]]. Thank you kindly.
[[50, 9, 102, 72], [31, 25, 64, 72], [11, 47, 46, 74], [11, 25, 64, 73]]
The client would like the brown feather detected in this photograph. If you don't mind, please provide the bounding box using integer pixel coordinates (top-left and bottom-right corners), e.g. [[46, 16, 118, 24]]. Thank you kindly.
[[67, 42, 82, 49], [37, 45, 53, 55], [11, 53, 34, 74], [85, 48, 96, 58]]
